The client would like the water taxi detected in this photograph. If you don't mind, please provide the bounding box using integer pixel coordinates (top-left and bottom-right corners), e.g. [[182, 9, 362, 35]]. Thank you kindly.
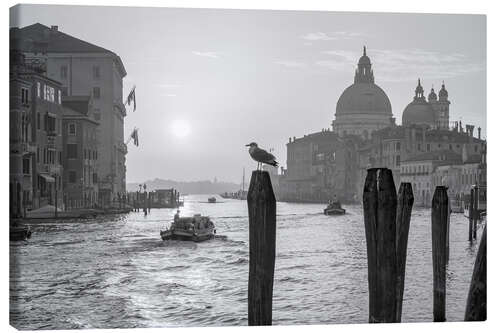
[[160, 213, 215, 242], [324, 201, 346, 215]]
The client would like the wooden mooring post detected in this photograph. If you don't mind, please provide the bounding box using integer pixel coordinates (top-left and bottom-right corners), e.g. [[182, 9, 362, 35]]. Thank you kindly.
[[247, 170, 276, 326], [468, 188, 474, 242], [464, 225, 486, 321], [395, 182, 414, 322], [431, 186, 448, 322], [473, 186, 479, 240], [363, 168, 412, 323]]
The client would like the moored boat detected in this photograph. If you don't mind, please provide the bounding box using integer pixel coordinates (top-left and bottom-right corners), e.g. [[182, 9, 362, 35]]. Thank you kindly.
[[208, 197, 216, 203], [160, 213, 215, 242], [324, 201, 346, 215], [10, 221, 32, 241]]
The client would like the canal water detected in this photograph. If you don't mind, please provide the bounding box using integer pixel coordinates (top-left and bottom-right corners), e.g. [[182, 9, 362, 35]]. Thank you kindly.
[[10, 194, 483, 329]]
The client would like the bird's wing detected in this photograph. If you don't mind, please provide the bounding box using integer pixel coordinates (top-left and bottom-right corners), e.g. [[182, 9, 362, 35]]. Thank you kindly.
[[251, 148, 276, 162]]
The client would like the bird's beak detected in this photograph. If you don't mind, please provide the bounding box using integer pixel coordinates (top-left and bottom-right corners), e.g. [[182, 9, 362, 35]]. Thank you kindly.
[[245, 144, 250, 147]]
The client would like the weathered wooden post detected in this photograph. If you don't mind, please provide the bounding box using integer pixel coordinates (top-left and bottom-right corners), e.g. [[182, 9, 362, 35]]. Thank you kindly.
[[468, 188, 474, 242], [464, 225, 486, 321], [363, 168, 398, 323], [432, 186, 449, 322], [395, 182, 414, 322], [247, 170, 276, 326], [473, 186, 479, 240]]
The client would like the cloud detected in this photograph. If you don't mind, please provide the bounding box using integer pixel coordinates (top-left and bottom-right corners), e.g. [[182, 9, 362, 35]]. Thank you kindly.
[[156, 83, 182, 89], [316, 48, 485, 82], [192, 51, 220, 58], [166, 94, 177, 97], [275, 60, 307, 68], [302, 31, 364, 41]]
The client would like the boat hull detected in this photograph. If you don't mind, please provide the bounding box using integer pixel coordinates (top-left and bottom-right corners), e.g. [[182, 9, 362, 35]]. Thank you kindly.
[[10, 226, 32, 241], [160, 229, 214, 242], [324, 208, 346, 215]]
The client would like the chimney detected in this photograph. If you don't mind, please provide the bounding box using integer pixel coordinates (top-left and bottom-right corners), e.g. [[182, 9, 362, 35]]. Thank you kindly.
[[51, 25, 58, 31], [478, 127, 481, 140], [289, 137, 292, 143]]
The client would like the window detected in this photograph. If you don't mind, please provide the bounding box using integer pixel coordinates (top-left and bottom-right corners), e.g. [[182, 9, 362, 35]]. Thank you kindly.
[[21, 87, 29, 105], [449, 144, 452, 150], [396, 155, 400, 166], [68, 171, 77, 183], [22, 158, 30, 174], [44, 85, 55, 102], [417, 143, 421, 151], [396, 142, 401, 151], [37, 82, 41, 98], [94, 113, 101, 121], [46, 115, 56, 134], [92, 66, 100, 79], [68, 123, 76, 135], [67, 144, 78, 159], [58, 90, 61, 104], [60, 66, 68, 79], [62, 87, 68, 96], [475, 145, 478, 153], [93, 87, 101, 99], [93, 173, 98, 183], [427, 143, 430, 151]]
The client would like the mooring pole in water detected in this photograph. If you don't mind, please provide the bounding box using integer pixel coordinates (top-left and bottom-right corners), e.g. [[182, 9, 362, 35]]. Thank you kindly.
[[468, 188, 474, 242], [473, 186, 479, 240], [362, 168, 399, 323], [247, 170, 276, 326], [432, 186, 448, 322], [465, 225, 486, 321], [395, 182, 414, 322]]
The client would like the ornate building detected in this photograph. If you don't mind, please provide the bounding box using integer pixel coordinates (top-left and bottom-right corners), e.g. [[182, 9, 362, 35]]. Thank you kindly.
[[402, 79, 450, 129], [332, 47, 395, 139]]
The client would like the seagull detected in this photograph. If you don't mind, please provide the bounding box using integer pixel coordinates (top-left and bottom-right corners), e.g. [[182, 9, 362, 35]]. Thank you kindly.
[[246, 142, 278, 170]]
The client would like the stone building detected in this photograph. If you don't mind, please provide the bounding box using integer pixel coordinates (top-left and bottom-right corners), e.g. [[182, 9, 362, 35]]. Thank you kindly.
[[10, 51, 35, 216], [278, 130, 359, 202], [332, 47, 395, 139], [11, 23, 127, 204], [62, 96, 100, 208]]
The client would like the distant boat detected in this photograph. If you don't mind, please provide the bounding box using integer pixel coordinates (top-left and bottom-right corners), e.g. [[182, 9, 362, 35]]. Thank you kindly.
[[160, 214, 215, 242], [463, 185, 486, 218], [208, 197, 217, 203], [324, 201, 346, 215]]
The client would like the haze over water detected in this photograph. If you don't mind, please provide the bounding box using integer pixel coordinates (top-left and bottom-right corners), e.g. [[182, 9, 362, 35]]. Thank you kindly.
[[10, 195, 482, 329]]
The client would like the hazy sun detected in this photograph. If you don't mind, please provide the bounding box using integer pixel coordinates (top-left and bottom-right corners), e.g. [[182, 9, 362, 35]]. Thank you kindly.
[[171, 119, 191, 138]]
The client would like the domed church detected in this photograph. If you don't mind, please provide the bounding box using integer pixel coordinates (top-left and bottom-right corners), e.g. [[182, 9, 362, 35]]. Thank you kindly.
[[332, 47, 395, 139], [402, 79, 450, 129]]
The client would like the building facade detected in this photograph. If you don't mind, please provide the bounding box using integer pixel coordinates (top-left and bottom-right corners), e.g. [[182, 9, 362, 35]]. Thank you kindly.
[[62, 96, 100, 208], [11, 23, 127, 204]]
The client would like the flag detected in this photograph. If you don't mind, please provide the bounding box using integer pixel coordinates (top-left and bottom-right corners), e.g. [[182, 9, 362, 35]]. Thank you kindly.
[[126, 86, 136, 111], [131, 128, 139, 146]]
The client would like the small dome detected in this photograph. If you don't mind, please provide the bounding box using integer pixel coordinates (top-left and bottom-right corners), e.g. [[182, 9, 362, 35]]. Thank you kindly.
[[428, 87, 437, 101], [336, 82, 392, 115], [402, 101, 435, 127]]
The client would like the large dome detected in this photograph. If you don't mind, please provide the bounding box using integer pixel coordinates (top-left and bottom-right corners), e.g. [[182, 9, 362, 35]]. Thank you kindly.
[[402, 101, 435, 127], [336, 82, 392, 115]]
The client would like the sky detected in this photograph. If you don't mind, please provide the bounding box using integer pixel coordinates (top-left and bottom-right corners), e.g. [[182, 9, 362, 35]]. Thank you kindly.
[[10, 5, 486, 184]]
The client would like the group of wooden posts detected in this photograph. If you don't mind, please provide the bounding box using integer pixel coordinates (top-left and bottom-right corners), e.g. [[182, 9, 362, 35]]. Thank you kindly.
[[131, 191, 152, 214], [246, 168, 486, 325]]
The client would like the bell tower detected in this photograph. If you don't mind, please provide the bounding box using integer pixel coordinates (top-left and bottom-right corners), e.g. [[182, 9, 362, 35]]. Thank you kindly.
[[436, 81, 450, 129]]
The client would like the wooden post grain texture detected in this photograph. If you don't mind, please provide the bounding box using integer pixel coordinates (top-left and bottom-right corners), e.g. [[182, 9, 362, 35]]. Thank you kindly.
[[464, 226, 486, 321], [247, 170, 276, 326], [363, 168, 398, 323], [432, 186, 449, 322], [395, 182, 414, 322]]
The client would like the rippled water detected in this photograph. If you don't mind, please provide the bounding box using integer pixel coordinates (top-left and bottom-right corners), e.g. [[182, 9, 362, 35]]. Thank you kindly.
[[10, 194, 483, 329]]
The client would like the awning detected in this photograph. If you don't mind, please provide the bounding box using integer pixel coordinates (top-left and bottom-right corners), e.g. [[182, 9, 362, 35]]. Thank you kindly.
[[39, 174, 55, 183]]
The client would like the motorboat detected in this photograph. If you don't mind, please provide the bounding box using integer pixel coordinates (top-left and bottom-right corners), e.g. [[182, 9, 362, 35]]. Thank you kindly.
[[208, 197, 217, 203], [324, 201, 346, 215], [161, 214, 215, 242]]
